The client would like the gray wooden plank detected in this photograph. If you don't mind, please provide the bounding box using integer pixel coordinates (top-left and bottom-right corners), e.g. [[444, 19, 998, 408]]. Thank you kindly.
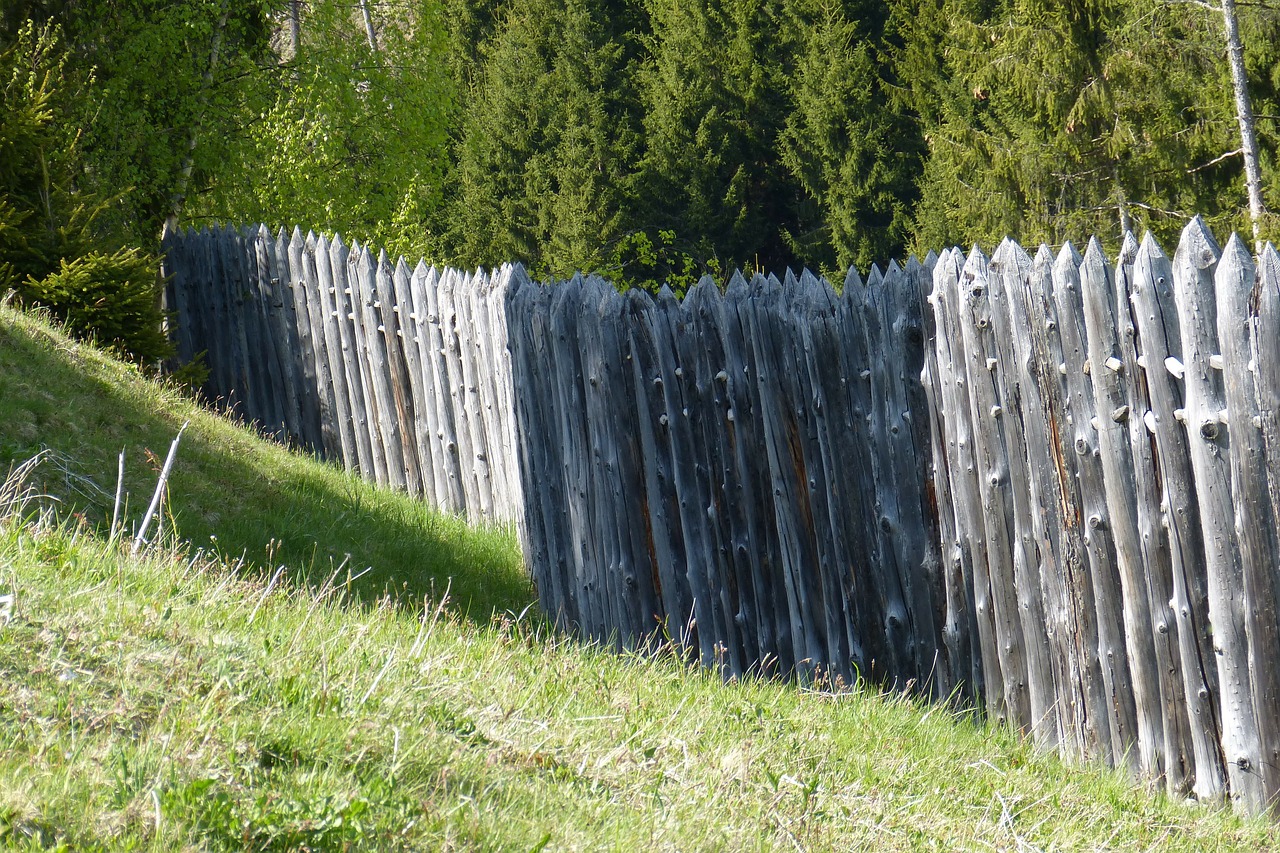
[[957, 245, 1032, 732], [326, 234, 378, 479], [288, 227, 338, 457]]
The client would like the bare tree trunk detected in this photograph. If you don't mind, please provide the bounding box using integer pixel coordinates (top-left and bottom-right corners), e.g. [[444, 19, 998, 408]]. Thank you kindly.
[[359, 0, 379, 51], [289, 0, 301, 60], [165, 3, 231, 234], [1222, 0, 1266, 249]]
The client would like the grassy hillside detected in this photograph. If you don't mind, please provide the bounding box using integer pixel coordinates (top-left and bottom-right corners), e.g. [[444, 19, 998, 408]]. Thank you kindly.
[[1, 304, 1277, 850], [0, 304, 530, 619]]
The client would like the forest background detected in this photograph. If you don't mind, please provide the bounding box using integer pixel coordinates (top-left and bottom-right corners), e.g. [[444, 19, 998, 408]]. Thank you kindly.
[[1, 0, 1279, 360]]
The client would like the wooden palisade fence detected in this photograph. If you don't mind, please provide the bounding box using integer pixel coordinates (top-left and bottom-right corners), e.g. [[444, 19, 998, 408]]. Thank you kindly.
[[164, 217, 1280, 816], [504, 264, 950, 699], [162, 225, 524, 526]]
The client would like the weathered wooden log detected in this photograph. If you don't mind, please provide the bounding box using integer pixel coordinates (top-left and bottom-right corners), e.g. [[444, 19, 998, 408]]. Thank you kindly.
[[327, 235, 379, 479], [375, 251, 422, 494], [998, 241, 1070, 750], [624, 285, 694, 653], [917, 250, 975, 704], [901, 255, 949, 700], [310, 233, 360, 472], [1131, 230, 1226, 802], [286, 227, 337, 457], [161, 228, 197, 366], [454, 272, 497, 520], [975, 239, 1059, 747], [930, 249, 1002, 719], [507, 273, 574, 627], [683, 277, 751, 675], [265, 226, 312, 445], [493, 267, 527, 525], [956, 245, 1033, 732], [439, 269, 482, 514], [1172, 219, 1263, 810], [1054, 242, 1141, 771], [225, 227, 265, 425], [749, 271, 819, 678], [420, 265, 467, 513], [1251, 242, 1280, 812], [1017, 244, 1110, 761], [244, 225, 290, 438], [350, 245, 401, 488], [392, 257, 436, 500], [1114, 231, 1194, 795], [1217, 234, 1280, 813], [1078, 237, 1166, 783], [550, 276, 607, 640], [720, 272, 788, 676], [787, 271, 853, 683], [835, 268, 892, 683]]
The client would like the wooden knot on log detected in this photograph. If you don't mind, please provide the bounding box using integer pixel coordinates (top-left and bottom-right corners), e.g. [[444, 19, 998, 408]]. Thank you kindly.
[[1088, 514, 1105, 530], [1199, 419, 1220, 441], [1075, 437, 1090, 455], [1111, 405, 1129, 423]]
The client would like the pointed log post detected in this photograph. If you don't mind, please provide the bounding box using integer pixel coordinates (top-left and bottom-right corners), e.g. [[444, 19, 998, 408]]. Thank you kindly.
[[983, 239, 1060, 747], [1055, 241, 1141, 770], [1217, 234, 1280, 814], [288, 227, 339, 458], [421, 265, 467, 514], [1173, 218, 1265, 811], [835, 267, 888, 680], [1115, 231, 1195, 796], [354, 246, 406, 489], [373, 249, 424, 494], [956, 244, 1040, 735], [315, 234, 366, 474], [931, 248, 1003, 719], [393, 257, 436, 501], [1254, 243, 1280, 809], [1131, 231, 1226, 803], [331, 237, 381, 482], [1023, 245, 1111, 763], [998, 240, 1078, 752], [1079, 237, 1165, 782], [913, 253, 966, 703]]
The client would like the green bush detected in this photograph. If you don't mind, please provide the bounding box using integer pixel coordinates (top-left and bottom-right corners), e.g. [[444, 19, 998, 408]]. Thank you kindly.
[[20, 247, 170, 363]]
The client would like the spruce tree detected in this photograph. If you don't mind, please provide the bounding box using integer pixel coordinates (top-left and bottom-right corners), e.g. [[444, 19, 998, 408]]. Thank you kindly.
[[447, 0, 641, 276]]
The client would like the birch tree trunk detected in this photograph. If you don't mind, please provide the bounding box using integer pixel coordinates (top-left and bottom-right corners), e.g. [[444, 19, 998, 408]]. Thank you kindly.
[[1222, 0, 1266, 248]]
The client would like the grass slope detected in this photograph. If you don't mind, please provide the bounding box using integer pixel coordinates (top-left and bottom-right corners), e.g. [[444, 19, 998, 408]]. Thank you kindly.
[[0, 304, 1276, 850]]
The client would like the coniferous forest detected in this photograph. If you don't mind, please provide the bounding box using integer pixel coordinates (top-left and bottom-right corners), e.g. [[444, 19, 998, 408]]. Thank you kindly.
[[2, 0, 1279, 357]]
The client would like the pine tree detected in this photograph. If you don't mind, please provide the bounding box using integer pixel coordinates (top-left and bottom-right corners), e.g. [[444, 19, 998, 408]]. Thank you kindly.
[[447, 0, 641, 276], [893, 0, 1268, 250], [631, 0, 799, 277], [777, 0, 920, 272]]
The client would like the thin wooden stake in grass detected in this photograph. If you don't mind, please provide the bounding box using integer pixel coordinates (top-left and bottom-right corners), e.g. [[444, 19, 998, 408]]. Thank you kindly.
[[111, 448, 125, 540], [133, 422, 189, 554]]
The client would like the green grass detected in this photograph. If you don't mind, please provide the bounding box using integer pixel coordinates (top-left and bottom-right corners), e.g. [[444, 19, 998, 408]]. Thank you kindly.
[[0, 304, 530, 619], [0, 303, 1277, 850]]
